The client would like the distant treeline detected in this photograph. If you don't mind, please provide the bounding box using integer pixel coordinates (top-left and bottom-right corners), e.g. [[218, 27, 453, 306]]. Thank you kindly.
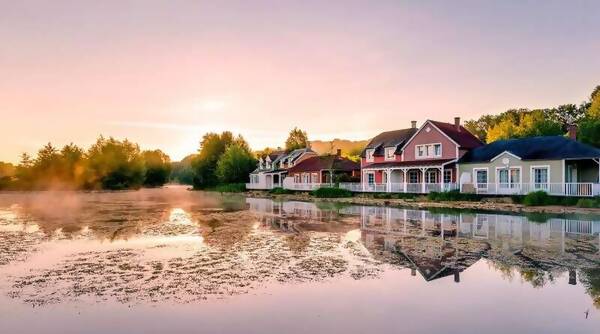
[[0, 136, 171, 190], [465, 85, 600, 146]]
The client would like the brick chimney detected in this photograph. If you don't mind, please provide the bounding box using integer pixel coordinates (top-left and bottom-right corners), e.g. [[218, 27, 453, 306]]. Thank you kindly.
[[454, 117, 461, 131], [411, 120, 417, 129], [336, 149, 342, 156], [568, 124, 577, 140]]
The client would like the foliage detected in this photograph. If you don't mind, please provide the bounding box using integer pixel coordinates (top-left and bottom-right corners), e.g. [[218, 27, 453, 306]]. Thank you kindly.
[[269, 187, 294, 194], [588, 85, 600, 118], [578, 117, 600, 148], [191, 132, 235, 189], [486, 110, 563, 142], [7, 136, 170, 190], [580, 268, 600, 308], [170, 154, 196, 185], [86, 137, 146, 190], [210, 183, 246, 193], [142, 150, 171, 187], [522, 191, 552, 206], [311, 187, 353, 198], [216, 144, 257, 184], [285, 127, 309, 152], [427, 190, 481, 202], [576, 197, 600, 208]]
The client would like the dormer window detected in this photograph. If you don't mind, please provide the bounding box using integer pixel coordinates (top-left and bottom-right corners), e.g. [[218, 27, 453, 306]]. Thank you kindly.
[[366, 149, 375, 162], [384, 147, 395, 161]]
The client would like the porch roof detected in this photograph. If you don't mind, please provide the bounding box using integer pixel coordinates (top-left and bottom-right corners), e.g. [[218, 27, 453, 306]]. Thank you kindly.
[[362, 159, 455, 170]]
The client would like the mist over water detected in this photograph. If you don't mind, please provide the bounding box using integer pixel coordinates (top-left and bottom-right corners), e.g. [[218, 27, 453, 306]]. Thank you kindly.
[[0, 186, 599, 334]]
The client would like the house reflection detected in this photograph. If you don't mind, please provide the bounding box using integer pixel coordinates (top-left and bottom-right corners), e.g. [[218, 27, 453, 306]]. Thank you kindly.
[[247, 198, 600, 285]]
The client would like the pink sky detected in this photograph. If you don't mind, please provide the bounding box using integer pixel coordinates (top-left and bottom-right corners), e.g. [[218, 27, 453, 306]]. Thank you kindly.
[[1, 1, 599, 163]]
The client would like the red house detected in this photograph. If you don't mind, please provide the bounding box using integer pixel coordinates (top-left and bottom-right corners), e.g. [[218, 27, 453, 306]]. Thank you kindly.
[[358, 118, 482, 193], [283, 150, 360, 190]]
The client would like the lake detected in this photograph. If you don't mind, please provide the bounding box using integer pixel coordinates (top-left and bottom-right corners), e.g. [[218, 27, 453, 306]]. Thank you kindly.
[[0, 186, 599, 334]]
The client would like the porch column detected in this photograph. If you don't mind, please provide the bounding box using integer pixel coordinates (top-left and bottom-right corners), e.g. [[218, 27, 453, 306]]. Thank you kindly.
[[402, 169, 407, 193], [421, 168, 427, 193], [386, 169, 392, 192]]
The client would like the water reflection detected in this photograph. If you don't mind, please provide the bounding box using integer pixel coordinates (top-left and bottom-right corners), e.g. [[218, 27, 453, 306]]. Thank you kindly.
[[247, 197, 600, 306]]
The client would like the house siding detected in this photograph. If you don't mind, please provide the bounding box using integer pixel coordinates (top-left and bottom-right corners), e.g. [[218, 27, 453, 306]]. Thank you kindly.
[[403, 123, 459, 161], [458, 153, 564, 184]]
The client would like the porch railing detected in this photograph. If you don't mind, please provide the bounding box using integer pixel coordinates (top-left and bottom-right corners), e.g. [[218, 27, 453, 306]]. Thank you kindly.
[[283, 183, 327, 191], [338, 182, 458, 194], [469, 183, 599, 197]]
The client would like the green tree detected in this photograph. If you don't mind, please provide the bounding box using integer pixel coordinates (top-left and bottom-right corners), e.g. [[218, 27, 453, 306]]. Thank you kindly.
[[578, 117, 600, 147], [486, 109, 562, 143], [191, 132, 235, 189], [588, 85, 600, 118], [142, 149, 172, 187], [86, 136, 145, 190], [464, 115, 499, 142], [216, 144, 257, 184], [549, 104, 586, 131], [285, 127, 309, 152], [170, 154, 196, 185]]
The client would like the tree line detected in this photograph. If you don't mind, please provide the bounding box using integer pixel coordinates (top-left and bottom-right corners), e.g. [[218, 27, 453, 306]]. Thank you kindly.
[[0, 136, 171, 190], [170, 127, 311, 189], [464, 85, 600, 146]]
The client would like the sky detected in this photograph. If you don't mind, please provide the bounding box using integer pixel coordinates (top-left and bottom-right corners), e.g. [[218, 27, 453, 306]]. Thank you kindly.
[[1, 0, 600, 163]]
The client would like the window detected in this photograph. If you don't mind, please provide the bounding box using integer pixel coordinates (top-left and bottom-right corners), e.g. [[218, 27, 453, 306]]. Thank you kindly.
[[385, 147, 395, 160], [415, 144, 442, 159], [444, 169, 452, 184], [532, 167, 549, 189], [294, 174, 301, 183], [475, 169, 488, 189], [367, 173, 375, 185], [426, 170, 437, 183], [303, 173, 310, 183], [366, 149, 375, 162], [408, 170, 419, 183], [311, 173, 319, 183], [497, 167, 521, 190]]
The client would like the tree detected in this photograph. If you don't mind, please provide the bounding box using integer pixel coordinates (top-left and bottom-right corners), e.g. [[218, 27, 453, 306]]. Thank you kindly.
[[191, 132, 235, 189], [464, 115, 499, 142], [588, 85, 600, 118], [485, 109, 562, 143], [578, 117, 600, 148], [142, 150, 172, 187], [549, 104, 586, 130], [86, 137, 145, 190], [285, 127, 309, 152], [216, 144, 257, 184], [170, 154, 196, 185]]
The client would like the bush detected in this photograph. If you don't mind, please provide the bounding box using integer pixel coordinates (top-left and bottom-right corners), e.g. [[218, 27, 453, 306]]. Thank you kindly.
[[522, 191, 552, 206], [269, 187, 294, 195], [427, 190, 480, 202], [577, 198, 600, 208], [311, 187, 353, 198], [212, 183, 246, 193]]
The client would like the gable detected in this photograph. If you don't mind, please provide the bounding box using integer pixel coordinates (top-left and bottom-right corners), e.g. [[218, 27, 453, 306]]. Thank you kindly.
[[401, 121, 460, 161]]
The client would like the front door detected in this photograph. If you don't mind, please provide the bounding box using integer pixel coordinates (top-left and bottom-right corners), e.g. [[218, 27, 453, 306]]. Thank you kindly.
[[497, 168, 521, 194]]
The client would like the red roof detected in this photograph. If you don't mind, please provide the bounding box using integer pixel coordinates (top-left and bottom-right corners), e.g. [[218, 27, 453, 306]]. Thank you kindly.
[[287, 155, 360, 173], [363, 159, 455, 169], [429, 120, 483, 149]]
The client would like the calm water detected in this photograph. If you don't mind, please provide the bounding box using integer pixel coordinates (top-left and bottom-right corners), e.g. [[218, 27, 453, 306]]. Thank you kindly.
[[0, 186, 599, 334]]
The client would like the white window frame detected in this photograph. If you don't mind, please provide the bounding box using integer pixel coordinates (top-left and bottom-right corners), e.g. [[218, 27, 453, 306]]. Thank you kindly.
[[495, 166, 522, 189], [473, 168, 489, 190], [365, 149, 375, 162], [408, 170, 419, 184], [425, 170, 438, 184], [366, 172, 375, 185], [530, 165, 550, 190], [443, 169, 452, 184], [415, 143, 443, 159], [384, 147, 396, 161]]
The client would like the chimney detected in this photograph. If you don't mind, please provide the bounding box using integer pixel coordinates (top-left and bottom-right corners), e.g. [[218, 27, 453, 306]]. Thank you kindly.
[[568, 124, 577, 140], [336, 149, 342, 156], [411, 120, 417, 129], [454, 117, 461, 131]]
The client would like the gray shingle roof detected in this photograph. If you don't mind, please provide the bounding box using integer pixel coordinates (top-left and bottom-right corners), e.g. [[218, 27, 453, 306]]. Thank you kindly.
[[459, 136, 600, 163]]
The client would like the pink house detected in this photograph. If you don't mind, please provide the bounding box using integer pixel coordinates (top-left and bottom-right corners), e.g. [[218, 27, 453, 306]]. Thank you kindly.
[[358, 118, 483, 193]]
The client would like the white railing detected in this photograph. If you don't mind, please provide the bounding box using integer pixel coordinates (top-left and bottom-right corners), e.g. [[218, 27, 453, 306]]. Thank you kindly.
[[338, 182, 458, 194], [283, 183, 327, 191], [469, 183, 599, 197]]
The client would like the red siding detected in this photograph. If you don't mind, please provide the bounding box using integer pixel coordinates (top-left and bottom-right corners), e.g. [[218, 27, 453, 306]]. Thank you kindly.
[[403, 123, 459, 161]]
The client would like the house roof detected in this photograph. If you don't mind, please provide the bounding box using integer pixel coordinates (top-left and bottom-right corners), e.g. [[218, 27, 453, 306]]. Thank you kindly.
[[362, 159, 455, 169], [428, 120, 483, 149], [287, 155, 360, 173], [459, 136, 600, 163], [361, 128, 417, 158]]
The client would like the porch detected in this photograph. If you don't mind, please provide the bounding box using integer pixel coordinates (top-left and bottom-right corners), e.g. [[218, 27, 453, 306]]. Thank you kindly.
[[246, 171, 286, 190], [345, 160, 459, 193]]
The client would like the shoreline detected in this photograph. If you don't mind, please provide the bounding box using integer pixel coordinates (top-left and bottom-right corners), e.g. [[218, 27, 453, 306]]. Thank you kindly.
[[245, 190, 600, 216]]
